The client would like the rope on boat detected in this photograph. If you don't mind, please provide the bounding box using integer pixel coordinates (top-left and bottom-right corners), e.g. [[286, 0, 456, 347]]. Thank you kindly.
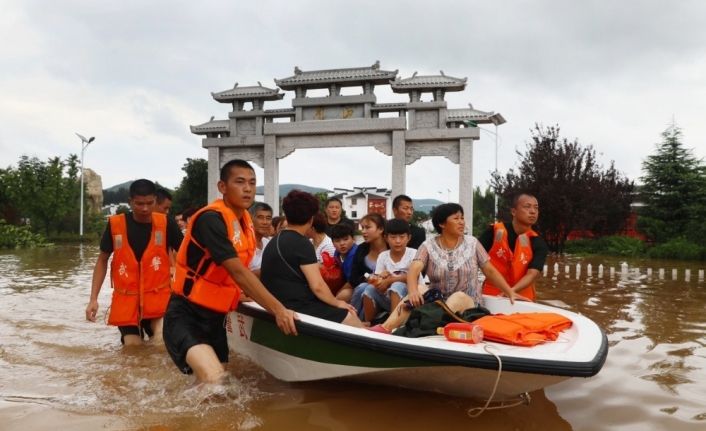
[[467, 344, 530, 418]]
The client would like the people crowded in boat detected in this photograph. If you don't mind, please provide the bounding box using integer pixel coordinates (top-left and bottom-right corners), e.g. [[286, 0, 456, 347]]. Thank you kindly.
[[368, 202, 525, 334], [260, 190, 363, 327]]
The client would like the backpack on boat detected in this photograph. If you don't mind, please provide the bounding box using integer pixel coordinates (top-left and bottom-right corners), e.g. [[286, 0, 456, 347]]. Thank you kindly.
[[392, 300, 491, 338]]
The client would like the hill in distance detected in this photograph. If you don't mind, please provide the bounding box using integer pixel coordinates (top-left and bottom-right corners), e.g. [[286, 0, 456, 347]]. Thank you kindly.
[[413, 198, 445, 213], [104, 180, 176, 193], [104, 180, 133, 193], [255, 184, 330, 196]]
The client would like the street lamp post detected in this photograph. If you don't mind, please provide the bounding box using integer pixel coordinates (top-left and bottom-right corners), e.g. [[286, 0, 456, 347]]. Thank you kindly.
[[465, 120, 502, 221], [76, 133, 96, 236]]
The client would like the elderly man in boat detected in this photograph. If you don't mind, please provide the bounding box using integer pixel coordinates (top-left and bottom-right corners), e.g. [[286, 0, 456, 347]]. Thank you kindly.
[[368, 203, 525, 334]]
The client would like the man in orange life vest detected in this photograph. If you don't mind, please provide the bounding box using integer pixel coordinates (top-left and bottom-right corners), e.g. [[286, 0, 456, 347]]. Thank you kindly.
[[163, 159, 299, 385], [85, 179, 184, 345], [479, 194, 549, 301]]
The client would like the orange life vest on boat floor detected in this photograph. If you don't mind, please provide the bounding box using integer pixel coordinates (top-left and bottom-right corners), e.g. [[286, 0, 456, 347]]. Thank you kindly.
[[483, 222, 538, 301], [474, 312, 573, 347], [171, 199, 255, 314], [107, 213, 171, 326]]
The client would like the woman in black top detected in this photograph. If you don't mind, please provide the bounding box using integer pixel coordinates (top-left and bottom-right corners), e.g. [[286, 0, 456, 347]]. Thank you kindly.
[[260, 190, 362, 326]]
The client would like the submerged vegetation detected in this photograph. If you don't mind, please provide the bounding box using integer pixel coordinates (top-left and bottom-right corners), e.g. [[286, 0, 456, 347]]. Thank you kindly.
[[0, 220, 52, 249]]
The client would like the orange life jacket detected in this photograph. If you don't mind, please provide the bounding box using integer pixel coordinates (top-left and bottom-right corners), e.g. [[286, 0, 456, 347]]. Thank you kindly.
[[107, 213, 171, 326], [172, 199, 255, 314], [474, 312, 573, 347], [483, 222, 538, 301]]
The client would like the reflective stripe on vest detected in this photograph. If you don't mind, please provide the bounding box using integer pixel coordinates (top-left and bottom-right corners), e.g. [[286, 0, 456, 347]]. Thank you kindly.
[[171, 199, 255, 314], [108, 212, 171, 326], [482, 221, 538, 301]]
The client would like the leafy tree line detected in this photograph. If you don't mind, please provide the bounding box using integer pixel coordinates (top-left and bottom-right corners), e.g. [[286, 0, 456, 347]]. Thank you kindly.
[[0, 154, 104, 238], [490, 124, 634, 254]]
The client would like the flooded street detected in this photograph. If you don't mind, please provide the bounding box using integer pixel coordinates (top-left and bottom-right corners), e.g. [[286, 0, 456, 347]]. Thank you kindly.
[[1, 245, 705, 431]]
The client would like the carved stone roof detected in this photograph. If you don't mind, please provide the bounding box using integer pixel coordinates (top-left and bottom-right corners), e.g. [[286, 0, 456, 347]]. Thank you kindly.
[[264, 108, 296, 114], [190, 119, 230, 135], [446, 104, 506, 125], [275, 62, 398, 89], [211, 83, 284, 102], [371, 103, 408, 111], [390, 71, 467, 92]]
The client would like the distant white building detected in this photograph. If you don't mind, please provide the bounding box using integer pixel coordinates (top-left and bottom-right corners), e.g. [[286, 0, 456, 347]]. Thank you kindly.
[[328, 187, 392, 223], [102, 203, 130, 216], [255, 186, 394, 226]]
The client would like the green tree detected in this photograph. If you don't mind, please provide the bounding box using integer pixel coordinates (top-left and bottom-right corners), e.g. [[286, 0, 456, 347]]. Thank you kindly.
[[0, 167, 20, 224], [638, 124, 706, 243], [472, 186, 496, 234], [10, 156, 77, 236], [172, 158, 208, 214], [314, 192, 328, 214], [411, 210, 429, 225], [116, 205, 131, 215], [55, 154, 81, 235], [491, 124, 633, 253]]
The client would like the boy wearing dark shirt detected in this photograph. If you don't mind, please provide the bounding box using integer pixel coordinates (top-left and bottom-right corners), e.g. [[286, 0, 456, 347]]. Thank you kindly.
[[391, 195, 426, 249]]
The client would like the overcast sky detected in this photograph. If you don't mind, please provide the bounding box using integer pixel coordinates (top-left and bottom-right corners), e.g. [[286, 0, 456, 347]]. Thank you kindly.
[[1, 1, 705, 203]]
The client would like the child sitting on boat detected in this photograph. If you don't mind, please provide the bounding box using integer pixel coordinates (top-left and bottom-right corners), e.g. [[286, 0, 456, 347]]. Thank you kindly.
[[329, 224, 358, 285], [361, 219, 424, 323], [335, 213, 388, 320]]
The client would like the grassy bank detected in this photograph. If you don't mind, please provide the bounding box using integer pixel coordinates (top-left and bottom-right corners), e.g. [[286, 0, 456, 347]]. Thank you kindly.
[[564, 236, 706, 261], [45, 233, 101, 243]]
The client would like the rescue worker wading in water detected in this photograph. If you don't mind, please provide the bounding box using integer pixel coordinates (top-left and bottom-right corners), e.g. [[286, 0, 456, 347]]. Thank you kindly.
[[85, 179, 184, 345], [163, 159, 299, 386], [479, 193, 549, 301]]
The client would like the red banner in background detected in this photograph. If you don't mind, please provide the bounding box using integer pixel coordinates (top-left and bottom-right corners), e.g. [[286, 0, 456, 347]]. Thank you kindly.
[[367, 198, 386, 216]]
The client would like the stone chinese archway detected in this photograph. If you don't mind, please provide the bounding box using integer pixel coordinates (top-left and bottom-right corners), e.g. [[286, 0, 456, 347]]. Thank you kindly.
[[190, 62, 505, 234]]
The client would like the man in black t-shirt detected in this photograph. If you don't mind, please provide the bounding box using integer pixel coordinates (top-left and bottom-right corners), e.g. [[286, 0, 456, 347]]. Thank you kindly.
[[162, 160, 298, 385], [477, 194, 548, 300], [391, 194, 426, 249], [324, 197, 357, 237], [85, 179, 183, 346]]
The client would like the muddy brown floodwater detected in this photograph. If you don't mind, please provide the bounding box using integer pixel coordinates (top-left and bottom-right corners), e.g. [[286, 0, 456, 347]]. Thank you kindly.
[[1, 245, 705, 431]]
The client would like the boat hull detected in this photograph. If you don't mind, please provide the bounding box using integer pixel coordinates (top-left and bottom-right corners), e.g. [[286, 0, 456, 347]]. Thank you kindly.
[[226, 296, 607, 400]]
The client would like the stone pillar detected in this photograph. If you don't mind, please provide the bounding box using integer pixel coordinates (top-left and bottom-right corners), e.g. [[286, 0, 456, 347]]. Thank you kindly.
[[459, 138, 474, 234], [391, 131, 406, 200], [207, 147, 220, 203], [264, 135, 279, 216]]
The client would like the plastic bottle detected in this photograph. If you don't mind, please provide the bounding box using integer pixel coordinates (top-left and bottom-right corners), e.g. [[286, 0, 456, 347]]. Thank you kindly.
[[437, 322, 484, 344], [364, 272, 381, 287]]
